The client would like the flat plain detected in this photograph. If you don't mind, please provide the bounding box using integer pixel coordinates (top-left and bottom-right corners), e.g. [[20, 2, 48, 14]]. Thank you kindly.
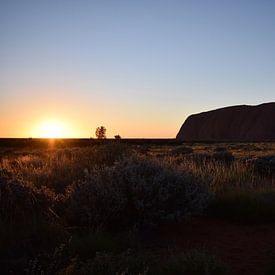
[[1, 139, 275, 275]]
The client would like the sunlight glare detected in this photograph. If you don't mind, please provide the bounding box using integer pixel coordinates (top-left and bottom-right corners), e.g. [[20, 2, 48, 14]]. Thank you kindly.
[[34, 119, 71, 138]]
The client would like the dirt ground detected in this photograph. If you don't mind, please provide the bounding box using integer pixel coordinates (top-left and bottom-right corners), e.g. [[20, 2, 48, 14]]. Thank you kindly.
[[156, 217, 275, 275]]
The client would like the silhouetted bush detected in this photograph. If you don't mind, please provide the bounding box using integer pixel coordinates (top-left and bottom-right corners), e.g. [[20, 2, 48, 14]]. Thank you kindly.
[[249, 155, 275, 176], [212, 151, 234, 164], [213, 146, 227, 152], [94, 143, 130, 165], [170, 146, 194, 155], [0, 175, 65, 273], [0, 175, 54, 224]]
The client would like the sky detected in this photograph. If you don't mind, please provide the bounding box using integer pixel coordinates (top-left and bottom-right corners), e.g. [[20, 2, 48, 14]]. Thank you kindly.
[[0, 0, 274, 138]]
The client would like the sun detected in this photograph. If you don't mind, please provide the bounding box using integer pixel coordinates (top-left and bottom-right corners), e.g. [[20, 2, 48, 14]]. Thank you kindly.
[[34, 119, 70, 138]]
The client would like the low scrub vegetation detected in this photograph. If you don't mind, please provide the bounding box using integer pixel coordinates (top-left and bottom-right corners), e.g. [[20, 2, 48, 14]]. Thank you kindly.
[[1, 142, 275, 274], [65, 157, 210, 230]]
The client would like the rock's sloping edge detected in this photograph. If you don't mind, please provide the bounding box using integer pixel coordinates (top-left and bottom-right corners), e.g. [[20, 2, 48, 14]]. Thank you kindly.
[[176, 103, 275, 142]]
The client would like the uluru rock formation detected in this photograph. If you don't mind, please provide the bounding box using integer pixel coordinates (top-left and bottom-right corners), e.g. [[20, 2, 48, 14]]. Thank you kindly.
[[176, 103, 275, 142]]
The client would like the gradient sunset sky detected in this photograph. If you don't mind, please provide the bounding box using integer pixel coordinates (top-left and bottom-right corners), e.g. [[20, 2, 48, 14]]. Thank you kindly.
[[1, 0, 274, 138]]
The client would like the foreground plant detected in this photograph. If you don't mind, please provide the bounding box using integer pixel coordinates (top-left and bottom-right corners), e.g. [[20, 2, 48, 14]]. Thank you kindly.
[[65, 156, 210, 230]]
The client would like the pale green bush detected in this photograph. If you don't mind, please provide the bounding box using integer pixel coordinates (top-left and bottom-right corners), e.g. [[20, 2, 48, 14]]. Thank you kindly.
[[65, 156, 210, 229], [64, 166, 127, 230]]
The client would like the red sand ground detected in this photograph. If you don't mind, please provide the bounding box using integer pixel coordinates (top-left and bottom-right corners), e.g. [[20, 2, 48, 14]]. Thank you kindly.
[[157, 217, 275, 275]]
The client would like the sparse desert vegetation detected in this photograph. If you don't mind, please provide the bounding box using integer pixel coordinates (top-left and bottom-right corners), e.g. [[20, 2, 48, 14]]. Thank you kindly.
[[1, 140, 275, 274], [2, 0, 275, 274]]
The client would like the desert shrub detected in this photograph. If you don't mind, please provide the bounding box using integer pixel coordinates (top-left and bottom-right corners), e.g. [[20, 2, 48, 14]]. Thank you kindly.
[[248, 155, 275, 177], [161, 249, 228, 275], [208, 190, 275, 222], [228, 143, 266, 152], [0, 175, 54, 223], [27, 241, 70, 275], [1, 151, 83, 193], [213, 146, 227, 152], [29, 249, 228, 275], [115, 157, 210, 226], [28, 249, 150, 275], [77, 251, 150, 275], [0, 144, 131, 193], [170, 146, 194, 156], [26, 232, 144, 275], [0, 175, 64, 273], [1, 221, 68, 274], [93, 142, 130, 166], [64, 166, 127, 229], [65, 157, 210, 230], [212, 151, 234, 164]]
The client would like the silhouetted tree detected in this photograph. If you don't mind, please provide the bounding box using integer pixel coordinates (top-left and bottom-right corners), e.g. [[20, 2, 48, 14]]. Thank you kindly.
[[95, 126, 106, 139], [114, 135, 121, 140]]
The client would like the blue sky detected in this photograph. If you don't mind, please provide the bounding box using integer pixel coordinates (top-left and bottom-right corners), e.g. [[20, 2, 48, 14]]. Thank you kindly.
[[0, 0, 274, 137]]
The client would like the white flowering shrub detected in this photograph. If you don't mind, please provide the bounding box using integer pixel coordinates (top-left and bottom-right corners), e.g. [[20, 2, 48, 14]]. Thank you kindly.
[[65, 157, 210, 229]]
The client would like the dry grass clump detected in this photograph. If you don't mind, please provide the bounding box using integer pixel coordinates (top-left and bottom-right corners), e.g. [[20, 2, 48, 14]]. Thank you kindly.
[[162, 150, 275, 222], [175, 156, 259, 193], [0, 143, 130, 193]]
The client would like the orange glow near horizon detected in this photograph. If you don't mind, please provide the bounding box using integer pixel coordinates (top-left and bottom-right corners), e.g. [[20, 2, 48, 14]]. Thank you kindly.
[[0, 116, 181, 139], [31, 119, 73, 138]]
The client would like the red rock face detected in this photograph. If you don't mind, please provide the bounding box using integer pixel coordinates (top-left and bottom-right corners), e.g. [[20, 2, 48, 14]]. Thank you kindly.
[[176, 103, 275, 141]]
